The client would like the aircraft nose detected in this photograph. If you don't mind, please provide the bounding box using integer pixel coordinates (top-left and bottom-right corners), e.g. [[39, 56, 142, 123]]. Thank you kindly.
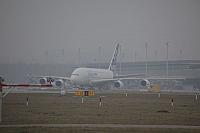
[[71, 74, 79, 84]]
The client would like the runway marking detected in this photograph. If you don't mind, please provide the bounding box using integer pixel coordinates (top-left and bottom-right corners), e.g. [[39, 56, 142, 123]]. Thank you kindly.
[[0, 124, 200, 129]]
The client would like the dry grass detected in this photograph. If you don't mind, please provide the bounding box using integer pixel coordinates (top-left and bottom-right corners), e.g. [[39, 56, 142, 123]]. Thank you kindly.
[[1, 92, 200, 132]]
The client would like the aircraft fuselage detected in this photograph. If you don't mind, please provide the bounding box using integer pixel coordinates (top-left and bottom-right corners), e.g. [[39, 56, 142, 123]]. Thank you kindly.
[[70, 68, 113, 87]]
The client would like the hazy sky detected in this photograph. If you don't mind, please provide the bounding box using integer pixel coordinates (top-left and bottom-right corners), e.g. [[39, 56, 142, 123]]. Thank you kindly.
[[0, 0, 200, 64]]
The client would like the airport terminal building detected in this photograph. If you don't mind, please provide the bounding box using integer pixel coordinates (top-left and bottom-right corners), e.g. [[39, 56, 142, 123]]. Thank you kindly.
[[87, 60, 200, 90], [1, 59, 200, 91]]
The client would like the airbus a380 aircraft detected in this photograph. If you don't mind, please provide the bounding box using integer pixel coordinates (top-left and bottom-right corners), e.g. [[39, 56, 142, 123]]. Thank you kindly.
[[33, 44, 150, 89]]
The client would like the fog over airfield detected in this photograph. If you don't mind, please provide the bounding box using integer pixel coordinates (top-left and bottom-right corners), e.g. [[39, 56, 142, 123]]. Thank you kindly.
[[0, 0, 200, 64]]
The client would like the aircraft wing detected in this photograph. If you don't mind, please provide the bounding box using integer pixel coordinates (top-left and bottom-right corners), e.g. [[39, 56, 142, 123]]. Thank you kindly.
[[91, 78, 117, 84], [145, 76, 186, 80], [92, 73, 145, 84], [113, 73, 145, 78], [91, 77, 141, 85], [91, 76, 185, 85], [31, 76, 71, 81]]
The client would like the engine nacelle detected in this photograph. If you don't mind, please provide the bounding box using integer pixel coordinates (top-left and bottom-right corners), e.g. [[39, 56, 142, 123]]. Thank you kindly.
[[54, 79, 64, 88], [39, 77, 55, 84], [114, 80, 124, 88], [140, 79, 151, 88], [39, 78, 47, 84], [0, 76, 5, 83]]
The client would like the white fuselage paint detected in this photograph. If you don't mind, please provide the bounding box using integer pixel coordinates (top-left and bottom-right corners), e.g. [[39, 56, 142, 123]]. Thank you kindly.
[[70, 68, 113, 87]]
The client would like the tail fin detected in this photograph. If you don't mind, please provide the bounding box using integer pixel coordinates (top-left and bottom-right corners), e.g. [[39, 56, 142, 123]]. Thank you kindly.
[[108, 43, 119, 72]]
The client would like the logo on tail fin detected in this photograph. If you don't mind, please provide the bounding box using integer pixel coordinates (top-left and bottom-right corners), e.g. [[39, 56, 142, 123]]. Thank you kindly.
[[108, 43, 119, 72]]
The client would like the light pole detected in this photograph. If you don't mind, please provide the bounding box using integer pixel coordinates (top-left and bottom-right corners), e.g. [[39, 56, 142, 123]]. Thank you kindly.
[[179, 49, 182, 60], [45, 50, 49, 64], [98, 46, 101, 69], [145, 43, 148, 76], [78, 48, 81, 67], [154, 50, 158, 61], [166, 42, 169, 78], [61, 48, 65, 64], [165, 42, 169, 90], [134, 51, 137, 62]]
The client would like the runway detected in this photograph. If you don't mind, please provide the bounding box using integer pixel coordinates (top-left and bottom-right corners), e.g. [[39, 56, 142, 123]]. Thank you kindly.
[[0, 124, 200, 129]]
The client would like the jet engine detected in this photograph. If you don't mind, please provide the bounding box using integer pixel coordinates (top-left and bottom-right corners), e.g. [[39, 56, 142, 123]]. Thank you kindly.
[[0, 77, 4, 83], [39, 77, 55, 84], [140, 79, 151, 88], [54, 79, 64, 88], [114, 80, 124, 88], [39, 78, 47, 84]]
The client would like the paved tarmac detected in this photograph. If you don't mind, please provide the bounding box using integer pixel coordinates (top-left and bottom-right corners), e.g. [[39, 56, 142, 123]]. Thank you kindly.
[[0, 124, 200, 129]]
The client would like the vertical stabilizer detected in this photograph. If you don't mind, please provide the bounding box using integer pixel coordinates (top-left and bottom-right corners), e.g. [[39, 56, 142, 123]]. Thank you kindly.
[[108, 43, 119, 72]]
